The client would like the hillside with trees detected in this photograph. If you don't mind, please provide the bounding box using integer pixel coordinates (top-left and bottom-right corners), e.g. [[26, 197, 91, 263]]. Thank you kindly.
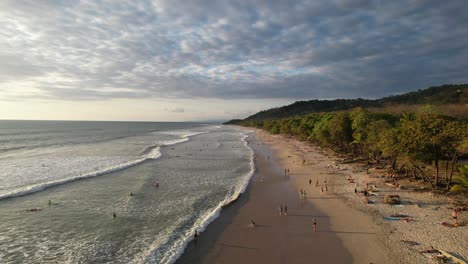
[[226, 84, 468, 193], [229, 84, 467, 121]]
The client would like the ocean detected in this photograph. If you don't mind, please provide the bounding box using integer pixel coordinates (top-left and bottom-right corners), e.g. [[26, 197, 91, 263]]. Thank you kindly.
[[0, 120, 254, 263]]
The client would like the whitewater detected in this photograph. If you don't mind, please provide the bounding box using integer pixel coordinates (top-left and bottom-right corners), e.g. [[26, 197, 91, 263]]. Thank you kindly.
[[0, 121, 255, 264]]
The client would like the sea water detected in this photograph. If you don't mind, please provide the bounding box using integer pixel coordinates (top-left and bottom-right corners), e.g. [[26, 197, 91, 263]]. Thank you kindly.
[[0, 121, 254, 263]]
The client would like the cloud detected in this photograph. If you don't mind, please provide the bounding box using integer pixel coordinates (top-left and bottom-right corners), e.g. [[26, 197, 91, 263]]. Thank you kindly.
[[0, 0, 467, 101]]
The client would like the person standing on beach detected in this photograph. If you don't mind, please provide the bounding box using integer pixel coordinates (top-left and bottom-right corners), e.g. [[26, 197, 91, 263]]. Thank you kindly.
[[284, 205, 288, 216], [313, 219, 317, 232], [315, 179, 319, 187], [279, 205, 283, 216], [452, 209, 459, 225], [309, 179, 312, 185]]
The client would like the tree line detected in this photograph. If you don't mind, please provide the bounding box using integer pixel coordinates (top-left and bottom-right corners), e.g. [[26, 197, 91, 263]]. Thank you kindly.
[[235, 107, 468, 191]]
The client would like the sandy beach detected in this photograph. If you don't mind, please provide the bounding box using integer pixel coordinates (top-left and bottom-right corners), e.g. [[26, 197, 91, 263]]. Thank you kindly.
[[178, 129, 391, 263]]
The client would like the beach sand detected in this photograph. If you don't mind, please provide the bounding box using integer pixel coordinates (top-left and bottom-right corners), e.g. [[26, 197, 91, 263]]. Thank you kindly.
[[177, 129, 389, 263]]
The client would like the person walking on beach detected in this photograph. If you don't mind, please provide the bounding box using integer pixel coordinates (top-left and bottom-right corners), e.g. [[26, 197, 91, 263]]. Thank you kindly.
[[320, 187, 324, 195], [309, 179, 312, 185], [315, 179, 318, 187], [284, 205, 288, 216], [279, 205, 283, 216], [250, 220, 257, 227], [325, 184, 328, 192], [313, 219, 317, 232]]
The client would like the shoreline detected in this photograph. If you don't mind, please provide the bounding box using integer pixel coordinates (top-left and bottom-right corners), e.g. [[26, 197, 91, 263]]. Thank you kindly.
[[177, 128, 389, 263]]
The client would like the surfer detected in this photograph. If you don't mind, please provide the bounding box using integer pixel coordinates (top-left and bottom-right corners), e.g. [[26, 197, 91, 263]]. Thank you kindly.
[[130, 192, 134, 196], [113, 212, 117, 218], [28, 208, 42, 212]]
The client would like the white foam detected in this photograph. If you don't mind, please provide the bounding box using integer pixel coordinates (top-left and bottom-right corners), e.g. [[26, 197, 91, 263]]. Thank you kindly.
[[0, 129, 207, 200], [0, 146, 162, 200], [153, 130, 256, 264]]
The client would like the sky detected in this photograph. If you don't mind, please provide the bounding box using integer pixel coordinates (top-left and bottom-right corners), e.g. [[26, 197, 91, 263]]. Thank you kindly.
[[0, 0, 467, 121]]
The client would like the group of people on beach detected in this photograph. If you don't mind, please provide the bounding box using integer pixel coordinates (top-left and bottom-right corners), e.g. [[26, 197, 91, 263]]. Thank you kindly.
[[299, 189, 307, 199], [278, 204, 288, 216]]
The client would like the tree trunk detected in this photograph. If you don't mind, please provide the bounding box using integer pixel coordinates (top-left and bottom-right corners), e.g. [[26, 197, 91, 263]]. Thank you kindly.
[[412, 161, 434, 190], [392, 155, 398, 170], [444, 159, 449, 184], [447, 153, 458, 190]]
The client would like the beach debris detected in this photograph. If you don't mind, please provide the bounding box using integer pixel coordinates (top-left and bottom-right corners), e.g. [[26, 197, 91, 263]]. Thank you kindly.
[[438, 249, 468, 264]]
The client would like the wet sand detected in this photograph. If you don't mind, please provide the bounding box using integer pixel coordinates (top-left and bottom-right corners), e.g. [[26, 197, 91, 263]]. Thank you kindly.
[[177, 129, 388, 264]]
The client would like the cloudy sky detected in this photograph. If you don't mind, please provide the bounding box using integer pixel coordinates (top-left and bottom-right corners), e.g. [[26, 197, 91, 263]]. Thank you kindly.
[[1, 0, 467, 121]]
